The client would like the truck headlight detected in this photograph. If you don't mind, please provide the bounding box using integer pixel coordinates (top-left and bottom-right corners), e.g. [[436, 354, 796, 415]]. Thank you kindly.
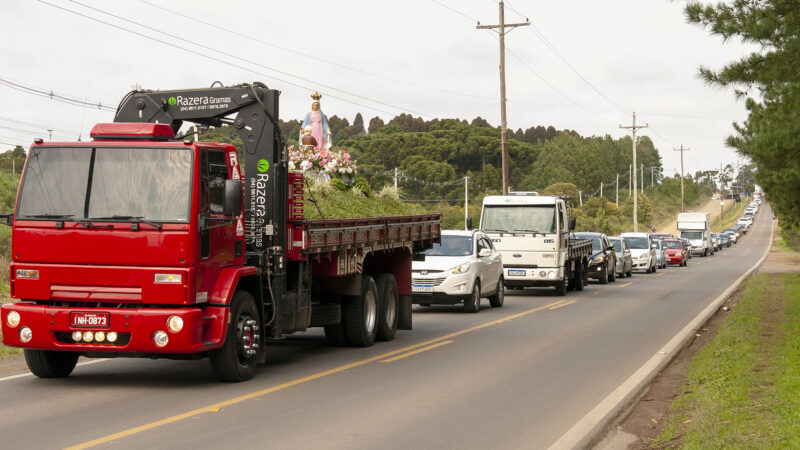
[[451, 263, 470, 274], [154, 273, 182, 284], [19, 327, 32, 343], [167, 315, 184, 333], [6, 311, 20, 328], [16, 269, 39, 279]]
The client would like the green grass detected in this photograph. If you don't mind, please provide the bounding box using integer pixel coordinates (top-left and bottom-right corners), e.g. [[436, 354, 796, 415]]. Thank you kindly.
[[713, 198, 747, 232], [303, 187, 430, 220], [653, 273, 800, 448], [0, 255, 20, 357]]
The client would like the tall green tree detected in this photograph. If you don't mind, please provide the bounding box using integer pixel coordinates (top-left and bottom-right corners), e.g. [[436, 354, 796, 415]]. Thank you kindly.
[[686, 0, 800, 241]]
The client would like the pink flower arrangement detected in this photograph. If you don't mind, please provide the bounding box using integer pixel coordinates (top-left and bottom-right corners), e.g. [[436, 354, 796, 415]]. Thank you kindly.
[[288, 144, 357, 175]]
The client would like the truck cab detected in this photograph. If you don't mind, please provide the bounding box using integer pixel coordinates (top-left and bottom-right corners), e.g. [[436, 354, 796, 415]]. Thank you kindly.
[[4, 123, 244, 360], [478, 193, 589, 294]]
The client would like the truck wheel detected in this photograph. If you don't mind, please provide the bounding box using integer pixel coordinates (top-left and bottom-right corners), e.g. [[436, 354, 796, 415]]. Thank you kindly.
[[375, 274, 399, 342], [24, 349, 79, 378], [344, 276, 379, 347], [575, 263, 585, 291], [210, 291, 259, 382], [554, 270, 568, 296], [464, 281, 481, 313], [489, 277, 504, 307]]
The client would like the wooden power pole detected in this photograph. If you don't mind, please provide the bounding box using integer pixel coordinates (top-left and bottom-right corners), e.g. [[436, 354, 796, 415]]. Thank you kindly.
[[674, 145, 690, 212], [620, 113, 647, 232], [477, 2, 529, 195]]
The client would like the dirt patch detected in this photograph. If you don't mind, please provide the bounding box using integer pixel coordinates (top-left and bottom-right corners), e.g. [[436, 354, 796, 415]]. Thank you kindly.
[[758, 248, 800, 274], [0, 353, 28, 378]]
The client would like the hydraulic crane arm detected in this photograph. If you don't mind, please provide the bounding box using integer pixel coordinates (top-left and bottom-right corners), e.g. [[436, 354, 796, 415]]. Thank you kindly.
[[114, 81, 286, 255]]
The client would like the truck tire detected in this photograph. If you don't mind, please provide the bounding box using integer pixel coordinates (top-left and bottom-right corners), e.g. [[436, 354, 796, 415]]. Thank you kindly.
[[574, 262, 585, 291], [375, 274, 399, 342], [210, 291, 259, 382], [554, 273, 568, 296], [24, 349, 78, 378], [464, 281, 481, 313], [343, 276, 379, 347], [489, 277, 504, 307]]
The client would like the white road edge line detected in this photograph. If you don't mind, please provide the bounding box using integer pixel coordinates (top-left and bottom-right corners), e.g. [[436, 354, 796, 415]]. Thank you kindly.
[[0, 358, 109, 383], [549, 216, 775, 450]]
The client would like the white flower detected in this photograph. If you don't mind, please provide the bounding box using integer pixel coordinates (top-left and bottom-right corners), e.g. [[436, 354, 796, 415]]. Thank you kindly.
[[288, 161, 296, 171]]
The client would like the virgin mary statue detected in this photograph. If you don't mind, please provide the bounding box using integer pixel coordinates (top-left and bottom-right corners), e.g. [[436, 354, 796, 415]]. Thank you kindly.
[[300, 92, 331, 150]]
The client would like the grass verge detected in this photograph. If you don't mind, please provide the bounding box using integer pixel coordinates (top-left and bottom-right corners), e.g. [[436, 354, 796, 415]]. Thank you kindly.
[[713, 198, 747, 232], [0, 254, 20, 357], [653, 272, 800, 448]]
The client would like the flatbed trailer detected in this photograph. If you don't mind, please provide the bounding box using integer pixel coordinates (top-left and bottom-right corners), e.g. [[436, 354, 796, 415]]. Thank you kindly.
[[1, 83, 440, 381]]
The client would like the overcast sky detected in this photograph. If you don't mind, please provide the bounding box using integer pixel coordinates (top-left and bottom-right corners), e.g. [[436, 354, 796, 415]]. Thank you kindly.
[[1, 0, 757, 179]]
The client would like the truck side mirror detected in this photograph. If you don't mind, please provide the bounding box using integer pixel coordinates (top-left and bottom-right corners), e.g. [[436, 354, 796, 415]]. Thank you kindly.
[[569, 217, 576, 231], [223, 179, 243, 217], [465, 216, 473, 230], [0, 214, 12, 227]]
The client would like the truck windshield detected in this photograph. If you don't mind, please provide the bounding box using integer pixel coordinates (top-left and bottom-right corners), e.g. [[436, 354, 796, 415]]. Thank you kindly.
[[680, 231, 704, 240], [422, 235, 473, 257], [481, 205, 556, 233], [17, 146, 192, 222]]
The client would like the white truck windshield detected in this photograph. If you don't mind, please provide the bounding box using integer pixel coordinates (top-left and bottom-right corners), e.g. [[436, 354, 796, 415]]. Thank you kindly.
[[482, 205, 556, 233]]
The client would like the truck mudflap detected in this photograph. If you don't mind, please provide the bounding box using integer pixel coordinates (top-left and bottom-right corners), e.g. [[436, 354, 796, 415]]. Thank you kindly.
[[1, 303, 229, 354], [398, 294, 412, 330]]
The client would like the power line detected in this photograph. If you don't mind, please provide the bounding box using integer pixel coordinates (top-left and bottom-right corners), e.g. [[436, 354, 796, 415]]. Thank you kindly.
[[0, 116, 81, 137], [0, 77, 115, 112], [139, 0, 495, 103], [42, 0, 429, 118]]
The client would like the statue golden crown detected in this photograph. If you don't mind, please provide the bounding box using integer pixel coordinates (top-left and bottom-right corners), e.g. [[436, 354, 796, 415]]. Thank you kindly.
[[310, 92, 322, 101]]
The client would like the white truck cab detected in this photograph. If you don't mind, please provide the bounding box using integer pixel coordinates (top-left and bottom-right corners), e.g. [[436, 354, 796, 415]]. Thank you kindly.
[[678, 212, 713, 257]]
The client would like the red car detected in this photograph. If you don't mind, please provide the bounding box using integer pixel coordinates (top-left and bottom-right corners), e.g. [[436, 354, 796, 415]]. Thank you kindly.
[[662, 239, 687, 266]]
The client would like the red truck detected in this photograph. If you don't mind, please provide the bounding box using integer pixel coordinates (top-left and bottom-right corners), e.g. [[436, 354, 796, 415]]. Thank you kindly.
[[0, 83, 440, 381]]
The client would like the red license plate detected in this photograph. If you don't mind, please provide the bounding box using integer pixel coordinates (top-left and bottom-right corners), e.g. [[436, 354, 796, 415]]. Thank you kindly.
[[70, 312, 110, 329]]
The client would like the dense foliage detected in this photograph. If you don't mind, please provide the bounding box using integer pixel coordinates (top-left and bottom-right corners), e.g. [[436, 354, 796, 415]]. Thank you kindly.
[[686, 0, 800, 244]]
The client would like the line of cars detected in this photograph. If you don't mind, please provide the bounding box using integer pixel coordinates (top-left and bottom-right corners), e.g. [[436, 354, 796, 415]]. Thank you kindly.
[[408, 196, 762, 313]]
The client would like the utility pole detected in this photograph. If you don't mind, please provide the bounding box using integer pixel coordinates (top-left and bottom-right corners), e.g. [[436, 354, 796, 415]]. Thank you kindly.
[[464, 175, 469, 230], [477, 2, 529, 195], [620, 113, 648, 232], [651, 166, 654, 186], [674, 145, 689, 211], [600, 181, 603, 198], [393, 167, 398, 190], [640, 164, 644, 193], [579, 190, 582, 206], [628, 164, 632, 195], [47, 129, 53, 141], [616, 173, 619, 206]]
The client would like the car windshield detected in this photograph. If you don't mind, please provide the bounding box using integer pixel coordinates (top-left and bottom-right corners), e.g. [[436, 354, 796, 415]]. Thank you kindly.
[[681, 231, 704, 240], [17, 146, 193, 222], [481, 204, 556, 233], [611, 240, 623, 252], [663, 240, 682, 249], [422, 235, 473, 257], [623, 236, 649, 249]]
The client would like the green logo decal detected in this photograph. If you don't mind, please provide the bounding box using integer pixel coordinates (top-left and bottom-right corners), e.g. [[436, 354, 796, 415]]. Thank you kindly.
[[257, 159, 270, 172], [168, 96, 177, 105]]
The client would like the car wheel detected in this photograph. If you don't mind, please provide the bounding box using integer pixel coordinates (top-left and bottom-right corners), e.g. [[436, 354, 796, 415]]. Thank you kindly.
[[489, 277, 504, 308], [609, 263, 616, 282], [599, 266, 609, 284], [464, 281, 480, 313], [626, 268, 632, 277]]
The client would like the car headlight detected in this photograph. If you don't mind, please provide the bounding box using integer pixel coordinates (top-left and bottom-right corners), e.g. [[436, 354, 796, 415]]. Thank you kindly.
[[591, 256, 605, 264], [451, 263, 471, 274]]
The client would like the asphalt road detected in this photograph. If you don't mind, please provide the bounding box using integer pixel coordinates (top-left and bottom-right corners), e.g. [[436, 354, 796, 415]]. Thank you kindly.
[[0, 206, 772, 450]]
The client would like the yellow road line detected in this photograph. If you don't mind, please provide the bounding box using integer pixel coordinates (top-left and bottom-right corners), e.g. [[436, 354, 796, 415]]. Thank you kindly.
[[655, 272, 666, 277], [617, 282, 633, 288], [548, 300, 576, 310], [65, 298, 568, 450], [381, 340, 454, 363]]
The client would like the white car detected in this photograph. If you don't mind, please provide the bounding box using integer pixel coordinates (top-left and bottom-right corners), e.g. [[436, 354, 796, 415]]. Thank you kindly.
[[412, 230, 504, 312], [621, 232, 657, 273]]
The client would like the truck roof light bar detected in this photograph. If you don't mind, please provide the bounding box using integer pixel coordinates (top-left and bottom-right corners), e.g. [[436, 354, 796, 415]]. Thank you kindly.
[[90, 123, 175, 141]]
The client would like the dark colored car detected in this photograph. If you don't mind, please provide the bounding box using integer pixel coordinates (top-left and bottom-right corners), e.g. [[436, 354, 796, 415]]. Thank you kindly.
[[719, 232, 731, 247], [573, 232, 617, 284], [662, 239, 687, 266]]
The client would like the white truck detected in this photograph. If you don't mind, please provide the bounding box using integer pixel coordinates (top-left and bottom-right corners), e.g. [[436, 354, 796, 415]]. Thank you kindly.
[[677, 212, 714, 257], [479, 193, 592, 296]]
